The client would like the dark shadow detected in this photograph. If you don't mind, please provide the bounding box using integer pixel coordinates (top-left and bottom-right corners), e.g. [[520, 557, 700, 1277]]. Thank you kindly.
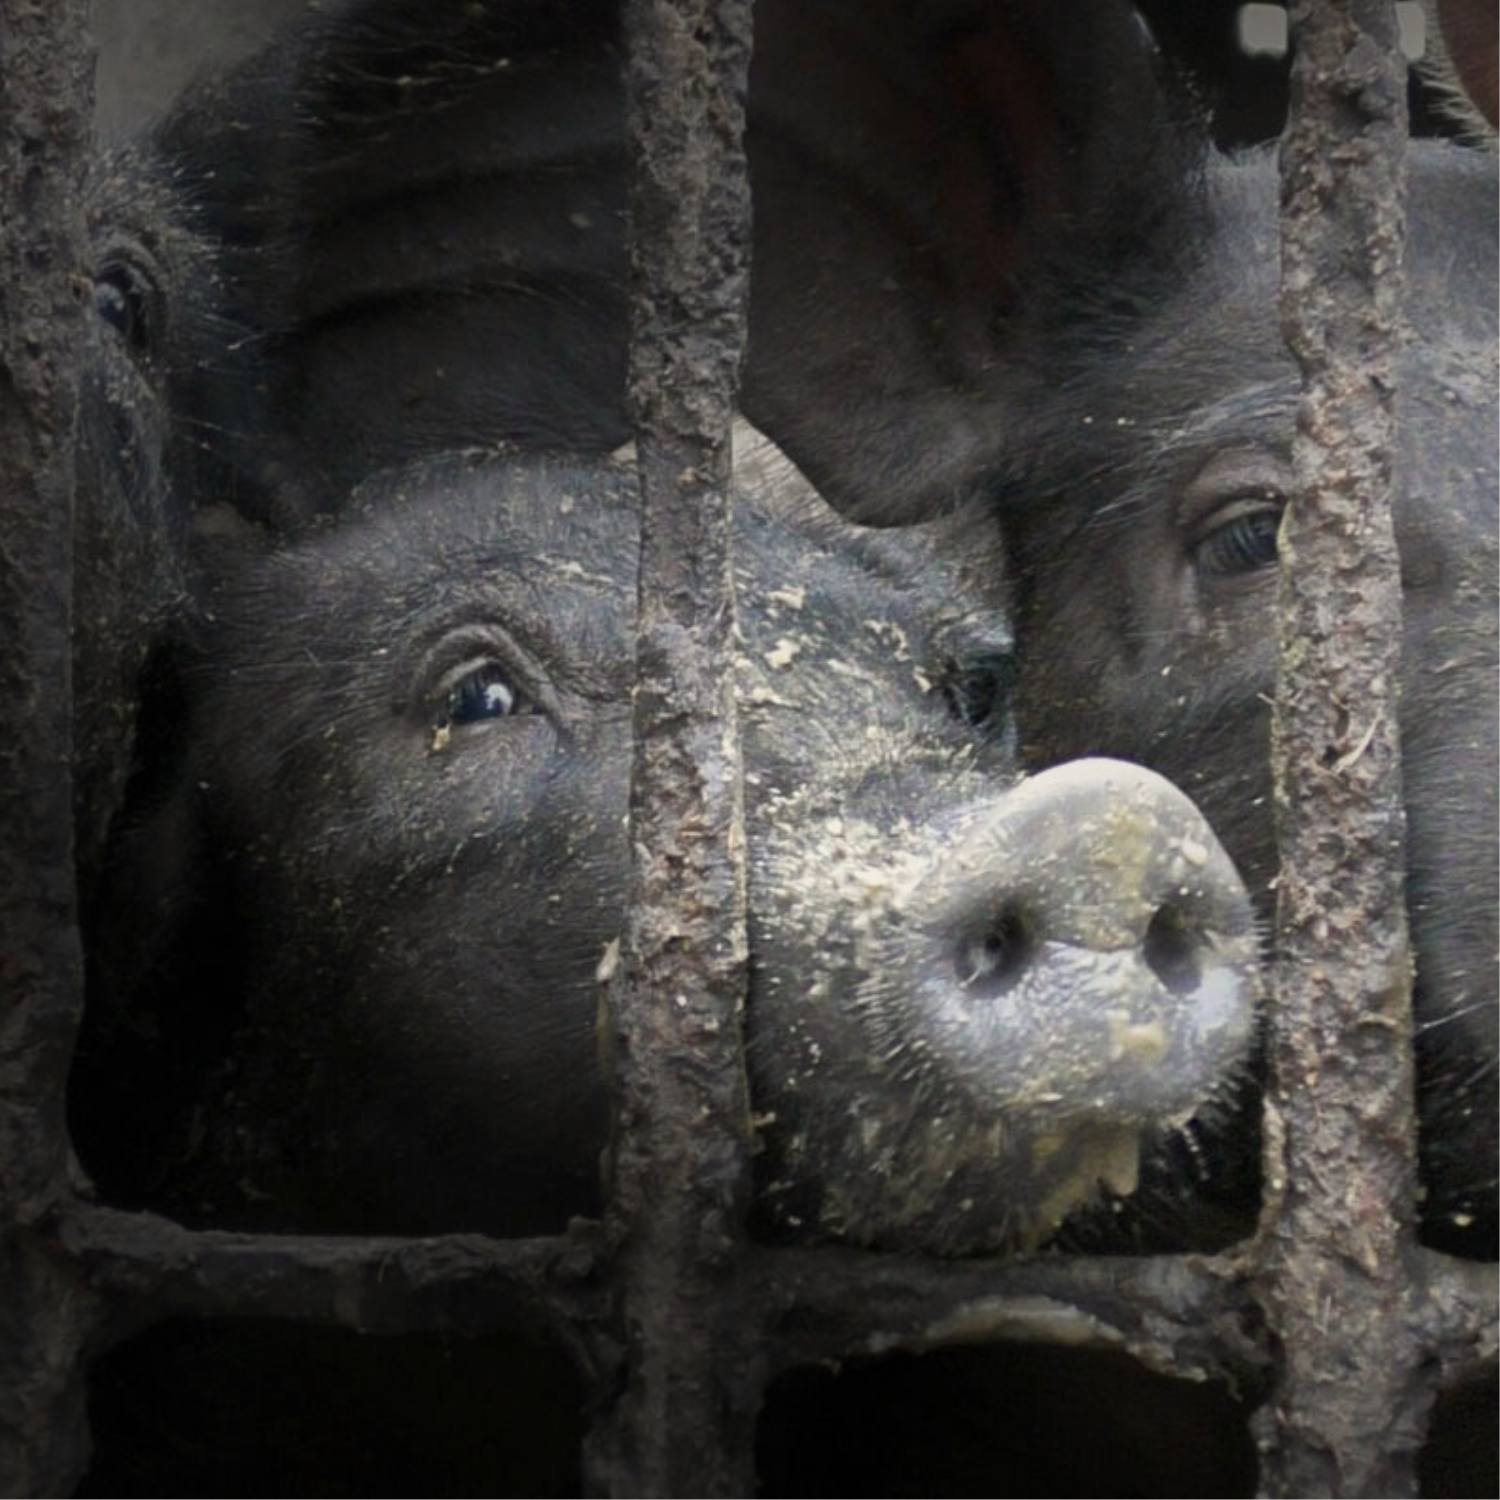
[[757, 1341, 1259, 1498], [78, 1319, 586, 1498], [1421, 1369, 1500, 1500]]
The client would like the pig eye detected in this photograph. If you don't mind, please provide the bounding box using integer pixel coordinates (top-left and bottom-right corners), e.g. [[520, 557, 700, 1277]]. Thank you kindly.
[[94, 254, 162, 359], [943, 653, 1015, 735], [1194, 500, 1283, 578], [440, 664, 534, 727]]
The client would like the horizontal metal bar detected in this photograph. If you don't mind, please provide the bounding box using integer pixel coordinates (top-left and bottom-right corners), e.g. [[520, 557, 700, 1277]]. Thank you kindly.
[[57, 1200, 1496, 1388]]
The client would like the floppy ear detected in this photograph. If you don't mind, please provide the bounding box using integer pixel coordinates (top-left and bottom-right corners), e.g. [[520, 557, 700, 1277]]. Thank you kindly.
[[146, 0, 1181, 530], [147, 0, 632, 531], [742, 0, 1181, 523]]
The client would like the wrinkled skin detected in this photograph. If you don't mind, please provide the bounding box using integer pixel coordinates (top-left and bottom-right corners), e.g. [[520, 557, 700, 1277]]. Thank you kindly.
[[79, 434, 1257, 1256]]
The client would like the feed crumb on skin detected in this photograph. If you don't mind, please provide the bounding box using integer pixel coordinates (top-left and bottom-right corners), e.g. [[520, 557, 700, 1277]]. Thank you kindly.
[[594, 936, 620, 982], [1107, 1013, 1169, 1066], [764, 636, 803, 669]]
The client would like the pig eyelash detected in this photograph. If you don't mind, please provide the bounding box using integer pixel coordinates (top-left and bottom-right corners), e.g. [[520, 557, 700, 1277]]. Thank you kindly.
[[413, 618, 552, 729], [1190, 499, 1284, 580]]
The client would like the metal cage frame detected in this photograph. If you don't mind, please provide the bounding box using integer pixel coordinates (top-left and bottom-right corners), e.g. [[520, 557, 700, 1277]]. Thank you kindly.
[[0, 1, 1494, 1496]]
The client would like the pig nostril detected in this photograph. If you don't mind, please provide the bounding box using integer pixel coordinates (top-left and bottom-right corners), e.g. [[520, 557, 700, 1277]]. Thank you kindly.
[[956, 904, 1038, 998], [1143, 904, 1204, 995]]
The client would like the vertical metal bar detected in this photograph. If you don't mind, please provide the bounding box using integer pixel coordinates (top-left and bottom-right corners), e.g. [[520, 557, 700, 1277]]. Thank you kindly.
[[585, 1, 758, 1495], [0, 1, 100, 1492], [1257, 1, 1423, 1494]]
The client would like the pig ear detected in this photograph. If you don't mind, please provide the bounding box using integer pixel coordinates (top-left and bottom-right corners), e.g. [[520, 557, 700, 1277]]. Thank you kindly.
[[1426, 0, 1499, 131], [743, 0, 1181, 523], [149, 0, 634, 530]]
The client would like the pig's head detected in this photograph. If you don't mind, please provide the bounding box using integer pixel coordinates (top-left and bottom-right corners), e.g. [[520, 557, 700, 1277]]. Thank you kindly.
[[76, 433, 1258, 1255], [728, 435, 1261, 1250], [996, 155, 1498, 1255]]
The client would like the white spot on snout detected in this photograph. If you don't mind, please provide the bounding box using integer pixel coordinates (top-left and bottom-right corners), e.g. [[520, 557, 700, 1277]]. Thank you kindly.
[[1177, 836, 1210, 867], [1107, 1013, 1169, 1066]]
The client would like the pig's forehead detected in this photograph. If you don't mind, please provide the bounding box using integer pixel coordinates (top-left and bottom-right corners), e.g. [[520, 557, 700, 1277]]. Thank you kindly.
[[1127, 158, 1284, 391], [300, 452, 642, 587], [1157, 144, 1496, 384], [735, 500, 1005, 643], [1006, 140, 1497, 496], [262, 450, 975, 638], [218, 456, 640, 666]]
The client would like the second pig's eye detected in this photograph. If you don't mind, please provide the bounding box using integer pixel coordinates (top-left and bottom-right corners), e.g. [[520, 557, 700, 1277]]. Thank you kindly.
[[942, 652, 1015, 736], [442, 664, 533, 726], [1193, 497, 1283, 578]]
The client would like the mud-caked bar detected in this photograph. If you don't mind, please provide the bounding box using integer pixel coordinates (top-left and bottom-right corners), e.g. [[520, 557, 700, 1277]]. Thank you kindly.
[[1259, 1, 1426, 1494], [585, 1, 760, 1495], [0, 2, 100, 1494]]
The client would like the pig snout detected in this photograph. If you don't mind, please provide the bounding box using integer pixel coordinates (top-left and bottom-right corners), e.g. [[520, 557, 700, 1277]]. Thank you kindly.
[[752, 759, 1257, 1255], [911, 758, 1257, 1126]]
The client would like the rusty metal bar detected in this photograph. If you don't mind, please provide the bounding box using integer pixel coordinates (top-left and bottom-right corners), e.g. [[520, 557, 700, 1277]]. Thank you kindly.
[[0, 3, 102, 1494], [1255, 2, 1427, 1494], [58, 1204, 1497, 1399], [584, 0, 759, 1494], [60, 1205, 606, 1349]]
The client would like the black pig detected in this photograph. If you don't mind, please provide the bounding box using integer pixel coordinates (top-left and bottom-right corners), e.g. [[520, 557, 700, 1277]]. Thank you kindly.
[[71, 0, 1492, 1261], [79, 428, 1257, 1256]]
